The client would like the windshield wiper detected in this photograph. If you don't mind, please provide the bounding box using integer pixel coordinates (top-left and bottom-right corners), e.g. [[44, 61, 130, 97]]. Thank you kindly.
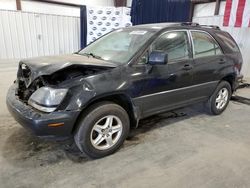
[[82, 52, 103, 60]]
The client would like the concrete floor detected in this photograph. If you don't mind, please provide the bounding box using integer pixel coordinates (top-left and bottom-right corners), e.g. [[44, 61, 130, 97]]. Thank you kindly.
[[1, 60, 250, 188]]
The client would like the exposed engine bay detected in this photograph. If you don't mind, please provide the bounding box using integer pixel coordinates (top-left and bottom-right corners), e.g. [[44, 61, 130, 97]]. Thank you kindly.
[[16, 63, 111, 103]]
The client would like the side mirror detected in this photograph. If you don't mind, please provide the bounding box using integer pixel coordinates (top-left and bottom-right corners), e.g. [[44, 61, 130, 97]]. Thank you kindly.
[[148, 51, 168, 65]]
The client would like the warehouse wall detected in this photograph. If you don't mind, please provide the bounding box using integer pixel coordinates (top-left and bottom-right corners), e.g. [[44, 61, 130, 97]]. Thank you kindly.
[[21, 0, 114, 17], [193, 2, 250, 78], [193, 2, 226, 17], [21, 1, 81, 17], [0, 0, 115, 17], [127, 0, 132, 7], [0, 0, 16, 10], [0, 0, 115, 60], [0, 10, 80, 59]]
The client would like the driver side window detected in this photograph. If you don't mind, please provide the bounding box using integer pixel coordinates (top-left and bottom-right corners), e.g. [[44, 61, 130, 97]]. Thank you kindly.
[[151, 31, 190, 62]]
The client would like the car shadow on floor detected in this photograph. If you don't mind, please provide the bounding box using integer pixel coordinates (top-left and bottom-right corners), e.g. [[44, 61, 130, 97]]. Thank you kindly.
[[232, 83, 250, 105], [231, 95, 250, 105], [2, 104, 205, 167]]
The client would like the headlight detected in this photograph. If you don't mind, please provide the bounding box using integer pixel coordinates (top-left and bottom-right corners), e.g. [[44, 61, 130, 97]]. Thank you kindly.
[[28, 87, 68, 112]]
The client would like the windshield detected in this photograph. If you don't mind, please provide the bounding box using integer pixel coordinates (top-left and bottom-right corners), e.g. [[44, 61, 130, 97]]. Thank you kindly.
[[78, 29, 154, 64]]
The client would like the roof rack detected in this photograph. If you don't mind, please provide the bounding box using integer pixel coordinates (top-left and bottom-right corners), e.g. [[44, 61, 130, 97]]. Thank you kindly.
[[180, 22, 221, 30], [199, 25, 221, 30], [181, 22, 200, 27]]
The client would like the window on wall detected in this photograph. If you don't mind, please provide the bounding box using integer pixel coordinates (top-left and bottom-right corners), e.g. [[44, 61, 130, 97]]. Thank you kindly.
[[191, 31, 222, 58], [152, 31, 189, 62]]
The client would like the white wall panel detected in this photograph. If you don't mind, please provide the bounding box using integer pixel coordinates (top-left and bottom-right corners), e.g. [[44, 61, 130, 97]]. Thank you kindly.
[[21, 1, 81, 17], [21, 0, 115, 17], [219, 1, 226, 16], [193, 16, 250, 78], [48, 0, 114, 6], [0, 0, 16, 11], [193, 2, 226, 17], [0, 9, 80, 59], [193, 2, 216, 17], [127, 0, 132, 7], [0, 0, 115, 16]]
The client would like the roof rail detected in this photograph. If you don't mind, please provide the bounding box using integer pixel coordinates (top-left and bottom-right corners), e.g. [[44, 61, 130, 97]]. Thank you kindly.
[[200, 25, 221, 30], [181, 22, 200, 27], [181, 22, 221, 30]]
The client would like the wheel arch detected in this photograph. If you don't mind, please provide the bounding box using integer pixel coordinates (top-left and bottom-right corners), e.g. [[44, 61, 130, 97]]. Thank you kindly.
[[72, 93, 140, 134], [221, 73, 236, 91]]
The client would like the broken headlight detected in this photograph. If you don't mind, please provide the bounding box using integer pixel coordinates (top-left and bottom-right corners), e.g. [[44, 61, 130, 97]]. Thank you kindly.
[[28, 87, 68, 113]]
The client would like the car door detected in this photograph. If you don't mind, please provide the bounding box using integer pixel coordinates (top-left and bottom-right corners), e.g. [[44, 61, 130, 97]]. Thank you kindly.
[[190, 30, 225, 99], [131, 30, 194, 117]]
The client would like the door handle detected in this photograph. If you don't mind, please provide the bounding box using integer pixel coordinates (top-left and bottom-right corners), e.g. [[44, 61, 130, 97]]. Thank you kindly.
[[182, 64, 193, 70]]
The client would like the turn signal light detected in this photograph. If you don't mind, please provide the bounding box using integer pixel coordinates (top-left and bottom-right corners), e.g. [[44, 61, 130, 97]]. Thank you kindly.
[[48, 123, 64, 127]]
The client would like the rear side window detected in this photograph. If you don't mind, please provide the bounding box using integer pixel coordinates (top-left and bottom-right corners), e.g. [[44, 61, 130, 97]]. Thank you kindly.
[[152, 31, 189, 62], [191, 31, 223, 58], [215, 32, 240, 53]]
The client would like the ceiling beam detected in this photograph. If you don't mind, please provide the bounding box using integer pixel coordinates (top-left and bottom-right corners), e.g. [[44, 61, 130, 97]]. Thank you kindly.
[[214, 0, 221, 15], [16, 0, 22, 10], [114, 0, 127, 7], [189, 2, 195, 22]]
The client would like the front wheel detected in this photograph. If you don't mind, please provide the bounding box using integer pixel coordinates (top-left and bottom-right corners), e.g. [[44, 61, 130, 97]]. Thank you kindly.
[[207, 81, 232, 115], [74, 102, 130, 159]]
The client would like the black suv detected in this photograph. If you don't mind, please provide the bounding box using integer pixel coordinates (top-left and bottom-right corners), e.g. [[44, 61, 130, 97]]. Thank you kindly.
[[7, 23, 243, 158]]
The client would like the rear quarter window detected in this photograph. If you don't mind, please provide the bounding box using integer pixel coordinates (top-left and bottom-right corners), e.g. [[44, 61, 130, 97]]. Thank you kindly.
[[191, 31, 223, 58], [215, 32, 240, 53]]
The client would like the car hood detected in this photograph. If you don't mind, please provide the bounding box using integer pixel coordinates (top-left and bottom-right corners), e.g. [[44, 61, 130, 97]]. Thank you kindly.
[[18, 54, 117, 87]]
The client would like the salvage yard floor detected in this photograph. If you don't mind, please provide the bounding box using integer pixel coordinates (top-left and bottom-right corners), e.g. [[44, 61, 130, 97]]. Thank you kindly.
[[1, 60, 250, 188]]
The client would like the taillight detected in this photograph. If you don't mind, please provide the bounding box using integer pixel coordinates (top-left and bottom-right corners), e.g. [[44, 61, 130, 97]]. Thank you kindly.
[[234, 63, 241, 72]]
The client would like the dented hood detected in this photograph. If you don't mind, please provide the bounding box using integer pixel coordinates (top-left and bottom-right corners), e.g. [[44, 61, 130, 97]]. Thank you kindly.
[[20, 54, 117, 74], [19, 54, 117, 86]]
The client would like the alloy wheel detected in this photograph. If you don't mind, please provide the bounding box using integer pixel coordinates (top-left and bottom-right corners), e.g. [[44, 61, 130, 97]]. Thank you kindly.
[[90, 115, 123, 150], [215, 88, 229, 110]]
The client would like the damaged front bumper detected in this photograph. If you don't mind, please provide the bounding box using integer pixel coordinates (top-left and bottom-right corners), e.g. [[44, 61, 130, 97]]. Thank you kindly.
[[6, 84, 81, 138]]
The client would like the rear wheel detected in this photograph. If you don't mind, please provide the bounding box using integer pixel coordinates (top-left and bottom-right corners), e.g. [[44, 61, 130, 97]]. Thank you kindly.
[[74, 101, 130, 159], [207, 81, 232, 115]]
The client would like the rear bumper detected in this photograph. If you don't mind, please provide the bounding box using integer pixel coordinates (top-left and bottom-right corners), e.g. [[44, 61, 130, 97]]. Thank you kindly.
[[234, 74, 244, 90], [6, 84, 81, 138]]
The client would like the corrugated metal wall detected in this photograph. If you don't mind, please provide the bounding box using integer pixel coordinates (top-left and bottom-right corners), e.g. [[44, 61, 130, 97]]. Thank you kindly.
[[193, 16, 250, 77], [0, 10, 80, 59]]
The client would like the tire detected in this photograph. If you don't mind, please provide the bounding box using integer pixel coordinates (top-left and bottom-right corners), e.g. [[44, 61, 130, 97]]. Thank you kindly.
[[74, 101, 130, 159], [207, 81, 232, 115]]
